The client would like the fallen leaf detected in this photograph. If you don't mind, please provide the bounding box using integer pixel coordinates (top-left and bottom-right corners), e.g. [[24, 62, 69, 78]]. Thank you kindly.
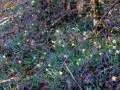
[[4, 1, 14, 9]]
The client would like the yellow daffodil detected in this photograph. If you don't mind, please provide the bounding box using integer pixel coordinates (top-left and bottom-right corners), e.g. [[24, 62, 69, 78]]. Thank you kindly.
[[24, 30, 27, 33], [94, 42, 97, 45], [109, 50, 111, 54], [76, 62, 79, 66], [71, 43, 75, 47], [83, 37, 87, 40], [59, 71, 63, 75], [18, 42, 20, 45], [51, 41, 55, 44], [53, 45, 55, 47], [112, 76, 117, 81], [3, 55, 6, 58], [37, 64, 40, 67], [112, 46, 116, 49], [46, 68, 49, 72], [56, 29, 60, 33], [64, 54, 68, 59], [112, 40, 116, 44], [18, 61, 21, 64], [83, 31, 86, 36], [98, 45, 101, 49], [33, 56, 36, 59], [116, 50, 120, 54], [62, 44, 65, 47], [82, 49, 86, 53], [90, 54, 93, 57], [58, 40, 61, 43], [48, 64, 51, 67], [32, 23, 34, 26], [26, 39, 29, 42], [43, 52, 46, 55], [31, 0, 35, 5], [78, 58, 81, 61], [99, 53, 102, 55]]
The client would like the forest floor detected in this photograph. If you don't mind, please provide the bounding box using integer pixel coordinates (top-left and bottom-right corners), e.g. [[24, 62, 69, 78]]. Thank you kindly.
[[0, 0, 120, 90]]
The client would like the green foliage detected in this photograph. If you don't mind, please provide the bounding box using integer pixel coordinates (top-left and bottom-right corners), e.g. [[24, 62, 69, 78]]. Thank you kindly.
[[0, 0, 120, 89], [0, 24, 11, 32]]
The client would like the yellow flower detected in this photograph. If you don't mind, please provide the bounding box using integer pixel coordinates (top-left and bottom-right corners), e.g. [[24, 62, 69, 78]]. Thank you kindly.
[[78, 58, 81, 61], [83, 37, 87, 40], [58, 40, 61, 43], [98, 45, 101, 49], [112, 76, 117, 81], [99, 53, 102, 55], [112, 46, 116, 49], [64, 54, 68, 59], [3, 55, 6, 59], [76, 62, 79, 66], [31, 0, 35, 5], [24, 30, 27, 33], [112, 40, 116, 44], [83, 31, 86, 36], [59, 71, 63, 75], [82, 49, 86, 53], [109, 50, 111, 54], [71, 43, 75, 47], [18, 60, 22, 64], [62, 44, 65, 47], [26, 39, 29, 42], [18, 42, 20, 45], [116, 50, 120, 54], [51, 41, 55, 44], [46, 68, 49, 72], [56, 29, 60, 33], [37, 64, 40, 67], [32, 23, 34, 26], [48, 64, 51, 67], [90, 54, 93, 57], [44, 52, 46, 55], [53, 45, 55, 47], [33, 56, 36, 59], [94, 42, 97, 45]]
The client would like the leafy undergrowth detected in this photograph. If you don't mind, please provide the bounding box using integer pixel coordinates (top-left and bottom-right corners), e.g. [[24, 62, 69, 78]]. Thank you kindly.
[[0, 0, 120, 90]]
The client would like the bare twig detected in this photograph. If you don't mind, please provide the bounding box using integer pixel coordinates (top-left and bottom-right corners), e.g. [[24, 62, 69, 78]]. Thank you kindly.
[[93, 0, 120, 35], [64, 63, 82, 89], [0, 30, 17, 39], [47, 9, 77, 29], [98, 64, 119, 75], [0, 77, 18, 84]]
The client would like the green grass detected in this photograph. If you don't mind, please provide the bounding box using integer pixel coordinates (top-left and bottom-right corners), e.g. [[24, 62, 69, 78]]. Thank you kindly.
[[0, 21, 119, 89], [0, 1, 120, 89]]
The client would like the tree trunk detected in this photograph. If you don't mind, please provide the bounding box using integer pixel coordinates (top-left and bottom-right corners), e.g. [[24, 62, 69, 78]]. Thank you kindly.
[[90, 0, 104, 41], [90, 0, 102, 27]]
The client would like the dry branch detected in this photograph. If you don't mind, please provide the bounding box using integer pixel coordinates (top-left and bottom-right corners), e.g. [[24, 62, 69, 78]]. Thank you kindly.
[[0, 76, 18, 84], [93, 0, 120, 35]]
